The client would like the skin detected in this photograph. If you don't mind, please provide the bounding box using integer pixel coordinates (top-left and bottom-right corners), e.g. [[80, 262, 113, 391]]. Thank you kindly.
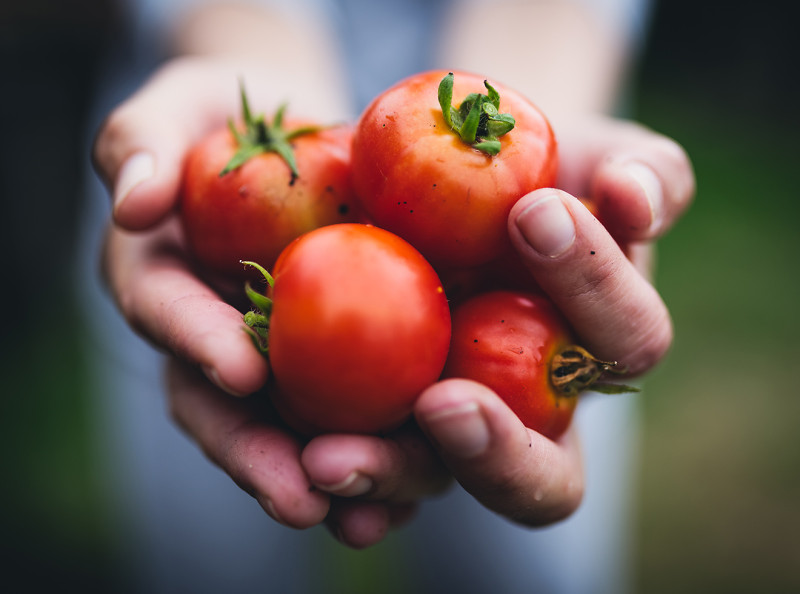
[[92, 1, 694, 549]]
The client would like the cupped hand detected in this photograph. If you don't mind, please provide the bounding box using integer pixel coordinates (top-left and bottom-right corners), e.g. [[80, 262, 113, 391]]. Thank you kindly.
[[418, 116, 694, 524], [92, 56, 349, 232], [166, 358, 330, 528], [555, 114, 695, 244], [91, 58, 329, 535], [93, 56, 338, 395], [93, 57, 239, 231], [92, 56, 694, 545], [307, 116, 695, 534], [509, 115, 695, 375]]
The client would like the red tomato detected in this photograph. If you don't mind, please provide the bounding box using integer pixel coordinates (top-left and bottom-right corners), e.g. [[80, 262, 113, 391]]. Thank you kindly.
[[245, 223, 452, 435], [436, 251, 542, 306], [351, 70, 557, 268], [442, 291, 627, 440], [181, 95, 359, 280]]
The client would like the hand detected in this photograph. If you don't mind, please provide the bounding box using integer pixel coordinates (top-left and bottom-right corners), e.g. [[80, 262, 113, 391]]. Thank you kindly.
[[93, 56, 694, 546], [511, 114, 695, 375], [305, 115, 695, 532], [92, 57, 451, 548]]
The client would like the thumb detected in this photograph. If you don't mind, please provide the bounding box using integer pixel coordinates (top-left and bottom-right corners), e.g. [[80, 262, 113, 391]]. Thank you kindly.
[[508, 188, 673, 376], [91, 58, 236, 230], [415, 379, 584, 526]]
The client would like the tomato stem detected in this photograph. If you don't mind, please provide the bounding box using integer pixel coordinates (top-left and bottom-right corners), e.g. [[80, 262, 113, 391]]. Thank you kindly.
[[241, 260, 275, 354], [550, 345, 640, 397], [438, 72, 516, 156], [220, 80, 322, 184]]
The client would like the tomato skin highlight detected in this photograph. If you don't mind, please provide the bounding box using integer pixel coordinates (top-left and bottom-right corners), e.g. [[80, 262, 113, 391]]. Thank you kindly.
[[442, 290, 577, 440], [351, 70, 558, 268], [180, 122, 359, 280], [266, 223, 452, 435]]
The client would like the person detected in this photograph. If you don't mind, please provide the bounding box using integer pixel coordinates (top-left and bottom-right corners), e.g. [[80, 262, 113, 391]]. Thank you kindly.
[[83, 0, 694, 592]]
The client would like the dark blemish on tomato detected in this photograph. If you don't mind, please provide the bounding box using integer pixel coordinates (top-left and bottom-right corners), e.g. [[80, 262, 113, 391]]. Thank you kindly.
[[590, 250, 596, 255], [473, 339, 479, 343], [432, 183, 437, 188], [409, 210, 414, 213], [501, 319, 505, 323], [338, 203, 350, 216], [325, 185, 334, 193]]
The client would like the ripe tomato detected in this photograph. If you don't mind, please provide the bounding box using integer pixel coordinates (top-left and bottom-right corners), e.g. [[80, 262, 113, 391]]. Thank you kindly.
[[245, 223, 452, 435], [351, 70, 557, 268], [180, 89, 359, 280], [442, 291, 629, 440]]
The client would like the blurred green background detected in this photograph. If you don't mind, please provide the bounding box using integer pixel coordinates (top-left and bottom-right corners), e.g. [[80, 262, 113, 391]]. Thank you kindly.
[[633, 3, 799, 592], [1, 1, 798, 592]]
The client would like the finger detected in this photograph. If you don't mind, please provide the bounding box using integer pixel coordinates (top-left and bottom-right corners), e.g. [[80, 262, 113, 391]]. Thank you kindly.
[[92, 58, 240, 230], [324, 500, 389, 549], [414, 379, 584, 527], [301, 425, 452, 502], [325, 500, 418, 550], [509, 188, 672, 375], [106, 221, 269, 396], [556, 117, 695, 242], [166, 358, 330, 529]]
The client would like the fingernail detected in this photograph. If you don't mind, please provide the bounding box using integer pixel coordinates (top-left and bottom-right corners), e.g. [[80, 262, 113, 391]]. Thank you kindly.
[[317, 472, 373, 497], [624, 161, 664, 233], [423, 401, 489, 459], [114, 151, 155, 211], [515, 193, 576, 257], [202, 366, 246, 397], [334, 525, 346, 544], [258, 495, 284, 525]]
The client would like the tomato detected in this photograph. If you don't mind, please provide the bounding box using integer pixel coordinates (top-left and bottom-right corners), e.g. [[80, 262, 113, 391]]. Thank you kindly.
[[244, 223, 452, 435], [351, 70, 557, 268], [442, 290, 631, 440], [180, 87, 359, 280], [437, 251, 542, 306]]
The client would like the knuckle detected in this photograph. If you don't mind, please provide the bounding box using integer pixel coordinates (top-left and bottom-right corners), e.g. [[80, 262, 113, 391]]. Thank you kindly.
[[623, 308, 674, 376], [91, 104, 139, 179], [648, 135, 696, 209], [219, 422, 269, 495], [649, 134, 689, 166]]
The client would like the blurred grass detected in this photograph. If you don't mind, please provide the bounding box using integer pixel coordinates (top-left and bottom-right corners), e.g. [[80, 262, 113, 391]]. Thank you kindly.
[[632, 66, 800, 592]]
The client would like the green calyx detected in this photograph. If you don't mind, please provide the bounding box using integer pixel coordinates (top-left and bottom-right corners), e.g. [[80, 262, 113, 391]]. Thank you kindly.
[[550, 345, 640, 398], [220, 81, 321, 184], [438, 72, 516, 156], [241, 260, 275, 355]]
